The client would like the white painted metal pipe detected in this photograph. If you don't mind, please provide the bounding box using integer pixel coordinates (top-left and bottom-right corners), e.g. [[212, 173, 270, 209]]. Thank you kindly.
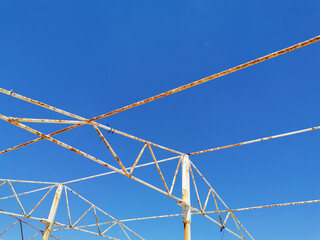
[[42, 184, 63, 240], [182, 155, 191, 240]]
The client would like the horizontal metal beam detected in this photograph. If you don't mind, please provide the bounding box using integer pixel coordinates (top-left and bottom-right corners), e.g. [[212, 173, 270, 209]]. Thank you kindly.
[[189, 125, 320, 155]]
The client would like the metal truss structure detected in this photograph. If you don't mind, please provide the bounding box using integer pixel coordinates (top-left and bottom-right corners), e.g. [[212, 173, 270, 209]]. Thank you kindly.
[[0, 35, 319, 240]]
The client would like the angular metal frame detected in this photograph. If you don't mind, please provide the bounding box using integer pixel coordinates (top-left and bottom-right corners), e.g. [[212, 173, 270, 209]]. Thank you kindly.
[[1, 35, 319, 239]]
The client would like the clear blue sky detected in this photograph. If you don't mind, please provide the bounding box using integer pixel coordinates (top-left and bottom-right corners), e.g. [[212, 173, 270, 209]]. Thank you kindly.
[[0, 0, 320, 239]]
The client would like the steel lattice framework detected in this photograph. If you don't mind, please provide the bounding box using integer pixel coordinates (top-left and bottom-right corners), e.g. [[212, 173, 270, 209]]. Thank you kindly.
[[0, 35, 319, 240]]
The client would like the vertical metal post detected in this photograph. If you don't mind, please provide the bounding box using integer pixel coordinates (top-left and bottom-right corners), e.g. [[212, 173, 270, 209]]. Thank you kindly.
[[182, 155, 191, 240], [42, 184, 63, 240]]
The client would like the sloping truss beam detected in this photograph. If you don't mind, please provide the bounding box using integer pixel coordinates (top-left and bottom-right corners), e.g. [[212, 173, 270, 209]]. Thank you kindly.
[[0, 89, 182, 156], [0, 182, 143, 240]]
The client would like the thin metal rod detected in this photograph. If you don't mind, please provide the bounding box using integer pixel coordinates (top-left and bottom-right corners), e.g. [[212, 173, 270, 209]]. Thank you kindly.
[[118, 223, 131, 240], [189, 125, 320, 155], [93, 207, 102, 235], [202, 189, 211, 212], [169, 155, 182, 195], [8, 181, 26, 216], [101, 222, 116, 235], [223, 212, 231, 226], [72, 206, 93, 227], [93, 125, 129, 174], [129, 143, 147, 176], [120, 223, 145, 240], [211, 189, 223, 225], [64, 187, 72, 227], [231, 213, 245, 239], [0, 180, 7, 188], [0, 220, 19, 236], [27, 185, 56, 216], [148, 144, 170, 193], [19, 220, 24, 240], [235, 217, 254, 240], [29, 231, 40, 240], [189, 166, 202, 211]]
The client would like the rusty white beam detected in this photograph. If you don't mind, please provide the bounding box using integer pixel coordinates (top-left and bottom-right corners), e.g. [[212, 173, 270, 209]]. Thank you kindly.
[[204, 199, 320, 214], [189, 125, 320, 156], [2, 36, 318, 158], [6, 117, 183, 154], [92, 198, 320, 223], [42, 184, 63, 240], [2, 118, 182, 156], [0, 88, 85, 120], [59, 36, 320, 124], [8, 118, 82, 124], [0, 179, 58, 185]]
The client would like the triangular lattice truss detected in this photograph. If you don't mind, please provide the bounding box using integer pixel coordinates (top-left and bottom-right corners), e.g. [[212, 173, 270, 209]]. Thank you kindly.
[[1, 35, 319, 239]]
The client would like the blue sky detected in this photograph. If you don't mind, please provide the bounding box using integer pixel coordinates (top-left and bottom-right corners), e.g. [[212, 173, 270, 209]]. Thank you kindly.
[[0, 0, 320, 239]]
